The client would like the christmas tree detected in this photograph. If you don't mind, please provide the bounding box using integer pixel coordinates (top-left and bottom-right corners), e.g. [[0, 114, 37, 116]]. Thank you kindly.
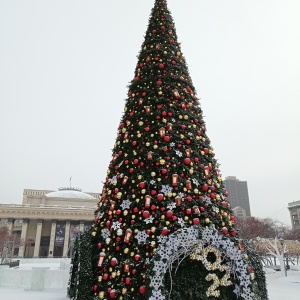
[[88, 1, 268, 299]]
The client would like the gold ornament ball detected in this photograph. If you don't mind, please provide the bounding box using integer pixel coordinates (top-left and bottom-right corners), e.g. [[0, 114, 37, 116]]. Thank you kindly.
[[99, 292, 105, 299], [124, 248, 129, 254], [205, 218, 210, 224], [151, 172, 156, 177], [153, 145, 158, 149]]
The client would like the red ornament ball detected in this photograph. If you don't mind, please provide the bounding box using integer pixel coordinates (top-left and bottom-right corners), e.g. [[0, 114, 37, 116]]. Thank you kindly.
[[139, 285, 146, 295], [184, 158, 191, 165]]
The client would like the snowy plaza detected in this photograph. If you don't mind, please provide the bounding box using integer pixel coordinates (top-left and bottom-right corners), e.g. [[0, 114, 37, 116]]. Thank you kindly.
[[0, 259, 299, 300]]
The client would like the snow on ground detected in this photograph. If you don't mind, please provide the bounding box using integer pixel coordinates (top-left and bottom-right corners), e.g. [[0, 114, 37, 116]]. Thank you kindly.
[[0, 268, 299, 300]]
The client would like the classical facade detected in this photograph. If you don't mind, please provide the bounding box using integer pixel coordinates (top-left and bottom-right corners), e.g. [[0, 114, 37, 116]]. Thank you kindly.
[[288, 200, 300, 230], [0, 187, 99, 258]]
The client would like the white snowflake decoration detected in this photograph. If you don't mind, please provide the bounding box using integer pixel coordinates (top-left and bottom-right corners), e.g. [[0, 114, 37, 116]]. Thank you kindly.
[[150, 180, 156, 185], [177, 218, 185, 227], [192, 178, 199, 186], [170, 142, 175, 147], [161, 185, 172, 195], [204, 196, 212, 204], [178, 192, 184, 198], [135, 230, 148, 244], [110, 175, 117, 185], [212, 206, 219, 214], [101, 228, 110, 239], [144, 216, 154, 224], [120, 199, 131, 210], [166, 202, 176, 210], [111, 221, 121, 231], [175, 150, 183, 157]]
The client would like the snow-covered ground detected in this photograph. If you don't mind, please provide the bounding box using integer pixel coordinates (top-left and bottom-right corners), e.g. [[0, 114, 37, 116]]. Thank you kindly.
[[0, 265, 299, 299]]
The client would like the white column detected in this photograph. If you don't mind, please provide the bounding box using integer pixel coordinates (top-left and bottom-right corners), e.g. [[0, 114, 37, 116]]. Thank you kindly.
[[48, 220, 56, 257], [18, 219, 29, 258], [33, 220, 43, 257], [7, 218, 14, 233], [63, 221, 71, 257], [79, 220, 84, 232]]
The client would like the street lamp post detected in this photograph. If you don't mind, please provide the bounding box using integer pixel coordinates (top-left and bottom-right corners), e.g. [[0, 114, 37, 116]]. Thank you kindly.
[[279, 238, 287, 277]]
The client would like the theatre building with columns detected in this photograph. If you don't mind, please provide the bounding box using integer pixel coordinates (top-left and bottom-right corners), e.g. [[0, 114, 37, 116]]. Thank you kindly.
[[0, 187, 99, 258]]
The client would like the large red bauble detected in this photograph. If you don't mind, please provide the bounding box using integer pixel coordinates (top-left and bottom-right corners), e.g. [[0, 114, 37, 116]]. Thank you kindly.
[[139, 182, 146, 189], [97, 243, 102, 249], [143, 211, 150, 218], [204, 148, 209, 154], [110, 258, 117, 267], [184, 158, 191, 165], [125, 278, 131, 285], [151, 190, 156, 196], [186, 208, 192, 215], [133, 159, 139, 164], [162, 227, 169, 236], [193, 218, 200, 225], [134, 254, 141, 261], [164, 136, 170, 142], [93, 285, 98, 292], [157, 194, 164, 201], [166, 211, 173, 218], [202, 184, 208, 191], [157, 80, 162, 85], [139, 286, 146, 295], [103, 273, 109, 280], [222, 227, 228, 235], [187, 196, 192, 202], [194, 157, 199, 162], [132, 269, 137, 275], [151, 204, 156, 210], [161, 169, 167, 174], [159, 63, 165, 69], [230, 230, 237, 237], [109, 290, 116, 299], [186, 139, 191, 145], [161, 111, 167, 116]]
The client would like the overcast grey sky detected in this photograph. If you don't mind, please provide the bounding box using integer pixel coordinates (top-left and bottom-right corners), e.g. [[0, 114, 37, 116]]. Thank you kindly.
[[0, 0, 299, 225]]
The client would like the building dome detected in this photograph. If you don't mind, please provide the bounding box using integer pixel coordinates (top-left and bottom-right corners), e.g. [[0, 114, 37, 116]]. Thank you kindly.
[[45, 187, 96, 200]]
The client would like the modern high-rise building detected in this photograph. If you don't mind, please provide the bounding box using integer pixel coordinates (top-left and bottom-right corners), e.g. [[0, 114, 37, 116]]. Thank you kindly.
[[223, 176, 251, 216], [288, 200, 300, 230]]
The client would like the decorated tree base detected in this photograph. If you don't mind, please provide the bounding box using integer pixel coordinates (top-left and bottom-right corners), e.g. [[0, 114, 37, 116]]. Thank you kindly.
[[68, 0, 268, 299]]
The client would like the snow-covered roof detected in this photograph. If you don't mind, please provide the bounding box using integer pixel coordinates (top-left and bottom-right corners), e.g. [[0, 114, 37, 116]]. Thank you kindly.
[[45, 187, 96, 200]]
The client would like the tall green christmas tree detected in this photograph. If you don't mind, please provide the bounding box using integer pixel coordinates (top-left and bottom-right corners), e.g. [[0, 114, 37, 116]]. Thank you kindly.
[[89, 1, 268, 299]]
